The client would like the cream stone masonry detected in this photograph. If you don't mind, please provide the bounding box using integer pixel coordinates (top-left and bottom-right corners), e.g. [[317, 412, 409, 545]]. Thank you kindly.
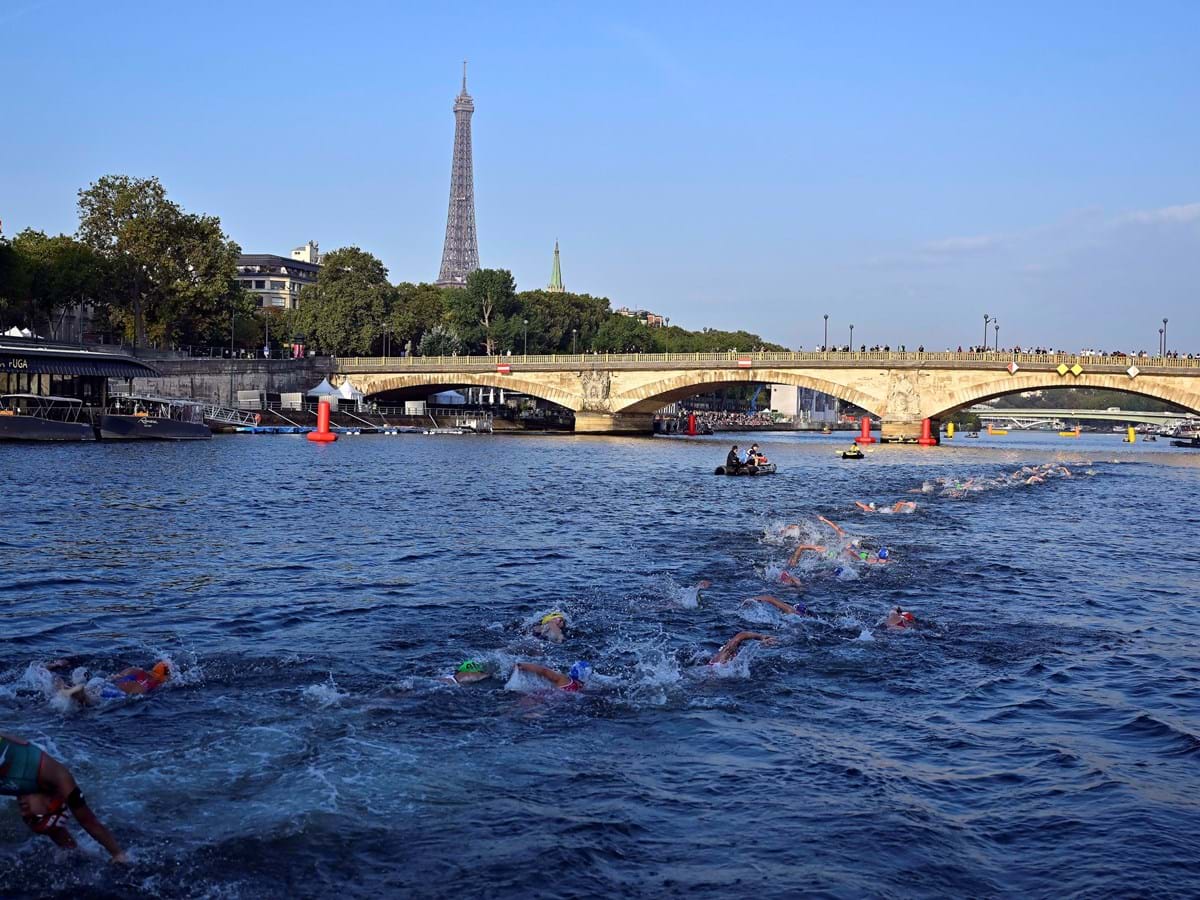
[[334, 352, 1200, 436]]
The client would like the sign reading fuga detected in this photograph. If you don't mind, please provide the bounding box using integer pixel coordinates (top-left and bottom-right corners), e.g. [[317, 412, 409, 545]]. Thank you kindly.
[[0, 357, 30, 371]]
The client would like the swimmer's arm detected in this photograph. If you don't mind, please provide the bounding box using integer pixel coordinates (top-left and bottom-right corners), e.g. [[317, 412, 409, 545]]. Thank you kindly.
[[817, 515, 845, 536], [787, 544, 825, 567], [41, 759, 126, 862], [754, 596, 796, 615], [515, 662, 570, 688]]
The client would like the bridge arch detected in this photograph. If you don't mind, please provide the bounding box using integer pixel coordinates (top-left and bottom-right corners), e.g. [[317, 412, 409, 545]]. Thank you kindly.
[[610, 368, 886, 416], [926, 373, 1200, 420], [344, 373, 583, 412]]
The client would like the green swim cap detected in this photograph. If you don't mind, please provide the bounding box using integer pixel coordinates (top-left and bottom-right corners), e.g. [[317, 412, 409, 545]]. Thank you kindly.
[[457, 660, 484, 674]]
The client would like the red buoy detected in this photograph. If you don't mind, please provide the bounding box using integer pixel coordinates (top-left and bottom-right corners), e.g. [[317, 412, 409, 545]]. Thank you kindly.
[[857, 415, 876, 444], [307, 399, 337, 443], [687, 412, 697, 436], [918, 417, 937, 446]]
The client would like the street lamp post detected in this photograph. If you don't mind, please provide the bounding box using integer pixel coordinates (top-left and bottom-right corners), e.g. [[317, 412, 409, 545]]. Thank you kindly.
[[823, 314, 829, 352], [229, 304, 236, 405], [1159, 327, 1165, 357], [1163, 318, 1168, 355], [665, 317, 670, 353], [983, 314, 990, 350], [994, 320, 1000, 352], [572, 328, 578, 354], [849, 323, 854, 350], [523, 318, 528, 356]]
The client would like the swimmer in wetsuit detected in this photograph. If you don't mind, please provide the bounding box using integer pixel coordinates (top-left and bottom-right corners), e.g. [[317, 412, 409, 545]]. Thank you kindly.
[[885, 606, 917, 630], [532, 612, 569, 644], [515, 661, 592, 692], [710, 632, 777, 665], [0, 733, 127, 861], [56, 660, 172, 706]]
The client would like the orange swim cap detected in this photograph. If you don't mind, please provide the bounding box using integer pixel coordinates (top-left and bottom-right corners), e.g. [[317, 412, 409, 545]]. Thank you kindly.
[[151, 661, 171, 681]]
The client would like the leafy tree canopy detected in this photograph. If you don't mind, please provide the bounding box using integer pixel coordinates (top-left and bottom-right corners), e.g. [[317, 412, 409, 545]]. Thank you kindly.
[[293, 246, 394, 356]]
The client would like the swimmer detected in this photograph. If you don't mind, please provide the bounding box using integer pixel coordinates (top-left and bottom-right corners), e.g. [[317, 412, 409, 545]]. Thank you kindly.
[[710, 632, 777, 665], [817, 515, 846, 537], [858, 500, 917, 514], [679, 579, 713, 609], [855, 501, 878, 512], [515, 660, 592, 692], [532, 612, 569, 644], [440, 660, 493, 686], [0, 732, 127, 861], [786, 544, 828, 567], [778, 570, 805, 588], [742, 595, 808, 616], [845, 546, 891, 565], [884, 606, 917, 630], [56, 660, 172, 706]]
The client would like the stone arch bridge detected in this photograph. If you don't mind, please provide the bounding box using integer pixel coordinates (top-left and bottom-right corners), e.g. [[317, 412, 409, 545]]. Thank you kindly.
[[333, 351, 1200, 438]]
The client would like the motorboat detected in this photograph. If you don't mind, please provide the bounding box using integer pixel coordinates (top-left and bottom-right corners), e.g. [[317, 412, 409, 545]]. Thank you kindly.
[[99, 395, 211, 440], [714, 463, 777, 476], [0, 394, 95, 441]]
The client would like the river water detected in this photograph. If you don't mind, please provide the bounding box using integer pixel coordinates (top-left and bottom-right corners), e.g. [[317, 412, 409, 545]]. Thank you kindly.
[[1, 431, 1197, 898]]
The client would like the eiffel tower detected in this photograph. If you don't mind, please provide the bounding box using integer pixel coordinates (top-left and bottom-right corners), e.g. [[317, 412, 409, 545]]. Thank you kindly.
[[436, 62, 480, 287]]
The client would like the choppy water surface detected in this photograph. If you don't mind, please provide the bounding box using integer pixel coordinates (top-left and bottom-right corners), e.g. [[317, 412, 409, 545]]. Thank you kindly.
[[1, 431, 1198, 898]]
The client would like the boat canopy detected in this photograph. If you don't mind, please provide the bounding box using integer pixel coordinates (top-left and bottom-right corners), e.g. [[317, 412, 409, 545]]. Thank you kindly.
[[2, 393, 84, 404], [0, 341, 158, 378]]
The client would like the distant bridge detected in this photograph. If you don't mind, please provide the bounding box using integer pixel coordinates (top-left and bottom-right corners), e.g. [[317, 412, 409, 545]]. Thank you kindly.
[[333, 350, 1200, 438], [970, 406, 1196, 428]]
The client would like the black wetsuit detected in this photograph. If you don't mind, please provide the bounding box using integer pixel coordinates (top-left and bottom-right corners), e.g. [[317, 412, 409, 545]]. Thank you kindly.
[[725, 449, 742, 471]]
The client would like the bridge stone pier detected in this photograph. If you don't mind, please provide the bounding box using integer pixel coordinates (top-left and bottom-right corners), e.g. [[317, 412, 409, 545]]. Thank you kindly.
[[333, 352, 1200, 438]]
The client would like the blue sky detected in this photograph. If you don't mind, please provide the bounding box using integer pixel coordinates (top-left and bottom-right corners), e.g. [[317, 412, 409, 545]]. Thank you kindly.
[[2, 1, 1197, 351]]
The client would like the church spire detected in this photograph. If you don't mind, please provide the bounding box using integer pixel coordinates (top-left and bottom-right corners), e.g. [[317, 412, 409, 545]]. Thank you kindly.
[[548, 240, 564, 293]]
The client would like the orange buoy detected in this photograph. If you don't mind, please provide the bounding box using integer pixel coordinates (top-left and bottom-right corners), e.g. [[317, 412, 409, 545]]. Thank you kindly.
[[857, 415, 876, 444], [918, 417, 938, 446], [307, 399, 337, 443], [687, 412, 697, 436]]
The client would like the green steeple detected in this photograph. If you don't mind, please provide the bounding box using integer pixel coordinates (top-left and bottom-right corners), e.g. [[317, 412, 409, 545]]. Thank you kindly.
[[548, 240, 564, 293]]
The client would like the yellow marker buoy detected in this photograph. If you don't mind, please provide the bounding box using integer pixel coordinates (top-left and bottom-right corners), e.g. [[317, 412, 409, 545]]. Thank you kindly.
[[1059, 425, 1080, 438], [987, 424, 1008, 436], [946, 422, 955, 439], [1125, 426, 1136, 443]]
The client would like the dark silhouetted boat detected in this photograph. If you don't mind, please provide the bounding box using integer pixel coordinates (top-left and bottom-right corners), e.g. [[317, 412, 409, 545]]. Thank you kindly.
[[0, 394, 96, 441], [99, 395, 211, 440]]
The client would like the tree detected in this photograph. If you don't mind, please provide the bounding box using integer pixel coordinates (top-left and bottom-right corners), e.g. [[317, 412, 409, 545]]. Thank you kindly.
[[516, 289, 611, 353], [593, 314, 656, 352], [76, 175, 241, 347], [391, 282, 449, 352], [293, 246, 394, 356], [418, 324, 463, 357], [0, 237, 33, 326], [445, 268, 519, 355], [9, 230, 107, 339]]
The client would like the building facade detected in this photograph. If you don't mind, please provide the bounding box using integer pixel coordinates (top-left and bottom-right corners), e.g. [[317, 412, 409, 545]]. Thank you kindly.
[[236, 241, 321, 310], [769, 384, 841, 424], [615, 307, 666, 328]]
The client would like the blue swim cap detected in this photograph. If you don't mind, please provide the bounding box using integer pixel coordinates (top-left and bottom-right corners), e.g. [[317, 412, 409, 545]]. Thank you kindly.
[[796, 602, 807, 615], [568, 661, 592, 683], [834, 566, 844, 577], [878, 547, 889, 560]]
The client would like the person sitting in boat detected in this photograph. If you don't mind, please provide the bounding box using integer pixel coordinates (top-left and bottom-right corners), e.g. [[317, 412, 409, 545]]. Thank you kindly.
[[747, 444, 768, 465], [725, 444, 743, 472]]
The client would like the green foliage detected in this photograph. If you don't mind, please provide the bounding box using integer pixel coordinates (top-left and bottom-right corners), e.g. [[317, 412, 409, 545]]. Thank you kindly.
[[76, 174, 241, 347], [991, 387, 1185, 413], [0, 230, 105, 338], [592, 314, 656, 352], [516, 290, 610, 353], [650, 325, 786, 353], [391, 282, 449, 353], [418, 324, 463, 357], [293, 246, 394, 356], [445, 269, 519, 355]]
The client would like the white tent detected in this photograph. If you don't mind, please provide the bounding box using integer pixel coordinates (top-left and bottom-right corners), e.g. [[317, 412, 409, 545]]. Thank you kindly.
[[306, 378, 340, 405], [337, 380, 365, 401], [3, 326, 34, 338]]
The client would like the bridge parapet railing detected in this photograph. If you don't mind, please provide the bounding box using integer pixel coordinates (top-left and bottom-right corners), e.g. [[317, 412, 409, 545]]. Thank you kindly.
[[333, 351, 1200, 372]]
